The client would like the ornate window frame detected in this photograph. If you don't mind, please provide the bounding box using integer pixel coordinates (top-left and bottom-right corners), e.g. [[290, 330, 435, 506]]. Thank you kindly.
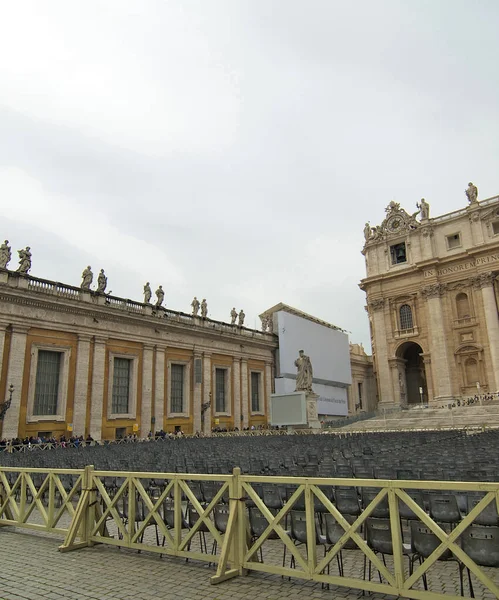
[[454, 343, 485, 393], [445, 232, 462, 250], [250, 369, 265, 415], [107, 351, 139, 420], [391, 295, 419, 339], [212, 364, 232, 417], [166, 359, 191, 418], [27, 343, 72, 422]]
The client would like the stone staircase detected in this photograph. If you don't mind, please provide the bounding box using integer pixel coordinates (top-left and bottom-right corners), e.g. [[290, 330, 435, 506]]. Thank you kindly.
[[339, 403, 499, 432]]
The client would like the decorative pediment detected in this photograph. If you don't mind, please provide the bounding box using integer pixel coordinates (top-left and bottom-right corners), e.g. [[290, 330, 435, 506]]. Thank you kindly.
[[365, 201, 420, 245]]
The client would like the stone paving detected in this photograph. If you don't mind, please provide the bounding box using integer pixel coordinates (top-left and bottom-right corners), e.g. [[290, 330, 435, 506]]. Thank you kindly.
[[0, 526, 496, 600]]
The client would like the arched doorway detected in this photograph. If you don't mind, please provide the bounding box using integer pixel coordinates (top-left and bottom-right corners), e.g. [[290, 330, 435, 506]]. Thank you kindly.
[[396, 342, 428, 404]]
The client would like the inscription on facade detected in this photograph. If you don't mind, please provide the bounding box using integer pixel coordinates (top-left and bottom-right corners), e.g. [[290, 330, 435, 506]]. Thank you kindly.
[[423, 253, 499, 278]]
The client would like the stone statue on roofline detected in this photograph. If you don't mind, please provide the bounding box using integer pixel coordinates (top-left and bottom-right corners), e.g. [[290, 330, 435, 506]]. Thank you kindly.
[[238, 309, 245, 326], [0, 240, 11, 269], [363, 222, 372, 242], [416, 198, 430, 220], [191, 296, 200, 316], [155, 285, 164, 307], [81, 266, 93, 289], [97, 269, 107, 293], [230, 307, 237, 325], [201, 299, 208, 318], [260, 315, 268, 332], [466, 182, 478, 204], [143, 282, 152, 304], [17, 247, 32, 274], [295, 349, 313, 392]]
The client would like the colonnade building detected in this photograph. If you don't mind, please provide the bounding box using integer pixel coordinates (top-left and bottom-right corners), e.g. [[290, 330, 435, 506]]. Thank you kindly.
[[0, 270, 276, 441], [361, 191, 499, 407]]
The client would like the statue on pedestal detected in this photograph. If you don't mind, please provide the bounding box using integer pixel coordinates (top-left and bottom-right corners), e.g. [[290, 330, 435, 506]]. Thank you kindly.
[[363, 222, 372, 242], [466, 182, 478, 204], [260, 315, 268, 332], [97, 269, 107, 293], [143, 282, 152, 304], [191, 296, 200, 316], [230, 307, 237, 325], [417, 198, 430, 220], [155, 285, 164, 307], [201, 299, 208, 318], [238, 309, 245, 326], [17, 247, 32, 274], [0, 240, 11, 269], [81, 266, 93, 290], [295, 349, 313, 392]]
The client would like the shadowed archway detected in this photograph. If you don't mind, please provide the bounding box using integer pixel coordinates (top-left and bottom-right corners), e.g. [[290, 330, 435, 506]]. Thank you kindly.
[[396, 342, 428, 404]]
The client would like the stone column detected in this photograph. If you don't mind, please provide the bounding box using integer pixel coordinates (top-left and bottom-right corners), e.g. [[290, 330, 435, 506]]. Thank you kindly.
[[154, 346, 166, 433], [469, 209, 484, 246], [420, 353, 433, 404], [2, 325, 29, 440], [202, 353, 212, 435], [0, 322, 8, 389], [368, 299, 393, 405], [475, 273, 499, 390], [388, 357, 407, 407], [264, 362, 272, 424], [141, 345, 154, 438], [232, 357, 241, 430], [241, 358, 249, 428], [193, 353, 202, 434], [89, 337, 107, 440], [73, 334, 92, 437], [422, 284, 453, 402]]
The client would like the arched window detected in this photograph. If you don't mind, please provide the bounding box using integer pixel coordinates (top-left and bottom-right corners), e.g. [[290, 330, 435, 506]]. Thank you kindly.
[[465, 357, 479, 387], [399, 304, 413, 330], [456, 293, 471, 320]]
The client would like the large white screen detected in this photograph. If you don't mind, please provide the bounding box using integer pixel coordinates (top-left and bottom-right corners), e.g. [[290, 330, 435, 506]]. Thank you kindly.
[[275, 378, 348, 416], [276, 311, 352, 386], [270, 393, 307, 426]]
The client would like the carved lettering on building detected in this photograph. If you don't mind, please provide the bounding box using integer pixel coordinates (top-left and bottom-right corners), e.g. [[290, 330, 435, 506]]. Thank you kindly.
[[423, 254, 499, 278]]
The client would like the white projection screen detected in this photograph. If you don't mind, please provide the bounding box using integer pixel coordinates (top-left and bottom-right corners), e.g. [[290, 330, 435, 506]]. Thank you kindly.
[[276, 311, 352, 386], [270, 393, 307, 426]]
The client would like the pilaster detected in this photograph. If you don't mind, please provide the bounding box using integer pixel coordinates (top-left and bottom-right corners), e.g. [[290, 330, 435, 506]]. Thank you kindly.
[[368, 299, 393, 405], [241, 358, 249, 428], [141, 345, 154, 438], [193, 353, 202, 434], [2, 325, 29, 440], [89, 336, 107, 440], [202, 353, 212, 435], [476, 273, 499, 390], [421, 284, 453, 401], [154, 346, 166, 432], [264, 362, 272, 423], [232, 357, 241, 430], [73, 334, 92, 437]]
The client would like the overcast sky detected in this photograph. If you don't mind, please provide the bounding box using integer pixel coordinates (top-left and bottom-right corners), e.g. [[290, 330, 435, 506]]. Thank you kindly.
[[1, 1, 499, 350]]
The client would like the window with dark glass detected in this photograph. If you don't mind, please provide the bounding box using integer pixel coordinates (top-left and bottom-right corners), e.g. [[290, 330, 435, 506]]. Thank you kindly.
[[33, 350, 62, 415], [399, 304, 414, 330], [112, 357, 131, 414], [171, 364, 185, 413], [215, 368, 226, 412], [456, 293, 471, 320], [251, 372, 261, 412]]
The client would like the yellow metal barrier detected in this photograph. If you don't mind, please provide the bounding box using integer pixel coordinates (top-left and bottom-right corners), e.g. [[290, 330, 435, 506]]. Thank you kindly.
[[1, 466, 498, 599]]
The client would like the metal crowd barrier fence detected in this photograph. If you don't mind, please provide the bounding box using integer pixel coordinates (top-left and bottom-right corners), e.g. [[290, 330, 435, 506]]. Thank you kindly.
[[0, 466, 498, 599]]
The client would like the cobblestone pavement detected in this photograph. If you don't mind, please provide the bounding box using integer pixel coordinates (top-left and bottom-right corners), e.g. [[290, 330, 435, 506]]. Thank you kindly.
[[0, 527, 496, 600]]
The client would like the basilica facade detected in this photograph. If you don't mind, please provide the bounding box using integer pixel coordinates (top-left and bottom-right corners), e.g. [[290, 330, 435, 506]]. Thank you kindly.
[[361, 187, 499, 407]]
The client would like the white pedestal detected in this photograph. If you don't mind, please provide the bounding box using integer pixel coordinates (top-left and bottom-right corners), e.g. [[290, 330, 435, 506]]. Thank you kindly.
[[306, 392, 321, 429]]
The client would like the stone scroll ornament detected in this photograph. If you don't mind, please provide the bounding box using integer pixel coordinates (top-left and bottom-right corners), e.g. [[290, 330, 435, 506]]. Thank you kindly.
[[0, 240, 11, 269], [295, 349, 313, 393], [17, 247, 32, 274]]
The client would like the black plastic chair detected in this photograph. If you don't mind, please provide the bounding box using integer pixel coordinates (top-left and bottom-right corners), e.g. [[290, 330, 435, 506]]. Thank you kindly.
[[460, 525, 499, 598], [324, 513, 358, 577], [361, 488, 390, 518], [288, 510, 326, 572], [364, 518, 413, 585], [335, 488, 360, 516], [466, 494, 499, 526], [249, 506, 281, 563], [428, 494, 461, 528]]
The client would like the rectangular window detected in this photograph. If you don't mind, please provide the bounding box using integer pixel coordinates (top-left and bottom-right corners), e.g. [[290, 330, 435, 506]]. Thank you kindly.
[[33, 350, 62, 415], [390, 242, 407, 265], [215, 368, 226, 412], [493, 222, 499, 236], [251, 372, 261, 412], [446, 233, 461, 249], [357, 382, 363, 410], [112, 357, 131, 414], [171, 364, 185, 413]]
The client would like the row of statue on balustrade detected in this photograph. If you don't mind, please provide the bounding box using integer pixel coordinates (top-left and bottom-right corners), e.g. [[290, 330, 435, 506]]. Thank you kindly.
[[0, 246, 277, 331]]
